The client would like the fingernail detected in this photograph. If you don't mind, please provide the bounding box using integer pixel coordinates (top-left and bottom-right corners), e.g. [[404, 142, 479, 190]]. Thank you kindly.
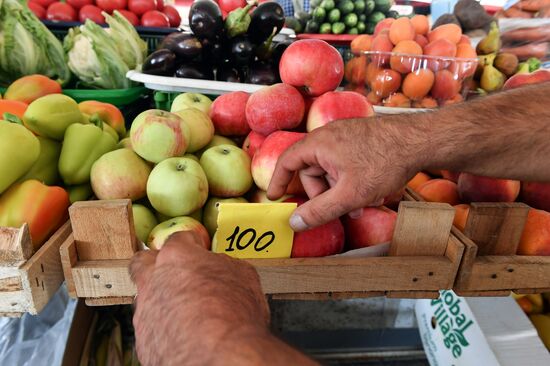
[[290, 214, 309, 231], [349, 208, 363, 219]]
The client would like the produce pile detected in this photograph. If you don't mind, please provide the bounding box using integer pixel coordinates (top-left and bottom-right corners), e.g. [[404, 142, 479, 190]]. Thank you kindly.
[[143, 0, 287, 84], [0, 2, 147, 89], [344, 16, 478, 108], [0, 74, 127, 252], [28, 0, 181, 28], [432, 0, 495, 38], [514, 293, 550, 350], [286, 0, 397, 35]]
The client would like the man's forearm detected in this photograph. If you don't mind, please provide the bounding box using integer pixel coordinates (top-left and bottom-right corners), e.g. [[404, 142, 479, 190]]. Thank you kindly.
[[380, 82, 550, 182]]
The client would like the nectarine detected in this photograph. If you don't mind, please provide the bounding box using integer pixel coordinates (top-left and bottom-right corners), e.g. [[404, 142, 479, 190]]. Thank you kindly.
[[416, 179, 460, 205], [521, 182, 550, 211], [408, 172, 431, 191], [518, 209, 550, 256], [457, 173, 520, 203]]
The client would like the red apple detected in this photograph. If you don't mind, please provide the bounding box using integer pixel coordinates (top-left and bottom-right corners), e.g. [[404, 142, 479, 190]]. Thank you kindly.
[[218, 0, 246, 13], [242, 131, 266, 159], [209, 91, 251, 136], [279, 39, 344, 97], [251, 131, 305, 194], [343, 206, 398, 249], [245, 83, 305, 135], [521, 182, 550, 211], [248, 188, 292, 203], [503, 69, 550, 90], [285, 197, 345, 257], [307, 91, 374, 131], [457, 173, 520, 203]]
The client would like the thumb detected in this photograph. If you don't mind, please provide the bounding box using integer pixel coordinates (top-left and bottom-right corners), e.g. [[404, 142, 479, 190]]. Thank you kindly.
[[289, 185, 356, 231], [130, 250, 158, 293]]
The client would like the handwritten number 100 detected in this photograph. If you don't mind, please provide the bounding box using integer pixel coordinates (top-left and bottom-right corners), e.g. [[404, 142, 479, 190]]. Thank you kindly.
[[225, 226, 275, 252]]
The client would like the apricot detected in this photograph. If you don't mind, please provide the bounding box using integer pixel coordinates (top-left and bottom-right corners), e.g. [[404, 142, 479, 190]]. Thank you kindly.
[[383, 92, 411, 108], [431, 70, 461, 101], [441, 170, 461, 183], [371, 34, 393, 64], [416, 179, 460, 205], [415, 34, 429, 48], [411, 15, 429, 35], [440, 93, 464, 106], [453, 204, 470, 232], [402, 69, 435, 100], [521, 182, 550, 211], [389, 17, 416, 45], [450, 43, 478, 78], [458, 35, 471, 46], [366, 91, 382, 105], [390, 40, 423, 74], [517, 209, 550, 256], [424, 39, 457, 71], [457, 173, 520, 203], [370, 69, 402, 98], [408, 172, 431, 191], [351, 35, 373, 54], [428, 23, 463, 44], [374, 18, 395, 36], [345, 56, 367, 85], [412, 97, 438, 108], [366, 62, 382, 84]]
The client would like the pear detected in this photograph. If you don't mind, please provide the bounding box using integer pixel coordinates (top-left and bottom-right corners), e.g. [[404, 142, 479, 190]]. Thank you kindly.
[[480, 64, 505, 92], [476, 22, 501, 55]]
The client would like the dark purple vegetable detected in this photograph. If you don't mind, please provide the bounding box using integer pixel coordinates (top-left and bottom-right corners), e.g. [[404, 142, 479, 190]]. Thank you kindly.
[[159, 32, 203, 61], [248, 2, 285, 44], [143, 49, 177, 76], [271, 41, 292, 68], [216, 66, 240, 82], [189, 0, 224, 40], [246, 62, 279, 85], [202, 39, 225, 66], [175, 63, 214, 80], [230, 36, 254, 67]]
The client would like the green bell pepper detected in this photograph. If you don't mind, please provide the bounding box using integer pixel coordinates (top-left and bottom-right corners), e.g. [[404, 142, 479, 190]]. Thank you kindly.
[[67, 183, 93, 203], [19, 136, 62, 185], [59, 120, 117, 185], [225, 2, 256, 38]]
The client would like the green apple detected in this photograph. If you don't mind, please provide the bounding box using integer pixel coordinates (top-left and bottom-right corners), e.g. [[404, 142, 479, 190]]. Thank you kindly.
[[173, 108, 214, 153], [132, 204, 158, 244], [147, 157, 209, 217], [170, 93, 212, 115], [249, 188, 292, 203], [67, 183, 93, 203], [200, 145, 253, 197], [91, 148, 151, 201], [155, 208, 201, 222], [147, 216, 211, 250], [130, 109, 190, 163], [203, 197, 248, 238], [116, 137, 132, 150], [184, 154, 199, 162], [195, 135, 237, 159]]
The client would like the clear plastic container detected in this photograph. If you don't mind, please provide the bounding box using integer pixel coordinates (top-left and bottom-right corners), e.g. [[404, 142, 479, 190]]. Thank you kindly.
[[345, 51, 479, 109]]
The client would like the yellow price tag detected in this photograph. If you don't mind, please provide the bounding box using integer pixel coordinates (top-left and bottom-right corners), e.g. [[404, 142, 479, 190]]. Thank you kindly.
[[212, 203, 297, 259]]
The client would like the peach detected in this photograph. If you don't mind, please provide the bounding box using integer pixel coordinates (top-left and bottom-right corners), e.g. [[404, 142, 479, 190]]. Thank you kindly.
[[408, 172, 431, 191], [517, 209, 550, 256], [371, 34, 393, 64], [457, 173, 521, 203], [453, 204, 470, 232], [351, 35, 373, 54], [343, 206, 398, 249], [503, 69, 550, 90], [412, 97, 438, 108], [441, 170, 461, 183], [383, 92, 411, 108], [428, 23, 462, 44], [411, 15, 429, 35], [390, 40, 423, 74], [416, 179, 460, 205], [371, 69, 402, 98], [374, 18, 395, 36], [389, 17, 415, 45], [521, 182, 550, 211], [431, 70, 461, 101], [402, 69, 435, 100], [414, 34, 429, 49]]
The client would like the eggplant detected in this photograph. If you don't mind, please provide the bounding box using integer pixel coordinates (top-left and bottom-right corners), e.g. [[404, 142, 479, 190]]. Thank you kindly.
[[189, 0, 223, 40], [271, 41, 293, 67], [230, 36, 254, 67], [159, 32, 203, 61], [175, 63, 214, 80], [216, 66, 241, 82], [246, 62, 279, 85], [143, 49, 177, 76], [201, 39, 225, 66], [248, 2, 285, 44]]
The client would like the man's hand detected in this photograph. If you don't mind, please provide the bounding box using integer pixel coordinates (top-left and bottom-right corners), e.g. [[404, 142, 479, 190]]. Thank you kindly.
[[267, 118, 426, 231], [130, 231, 270, 365]]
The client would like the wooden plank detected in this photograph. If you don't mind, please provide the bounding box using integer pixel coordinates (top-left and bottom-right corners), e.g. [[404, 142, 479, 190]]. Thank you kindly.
[[0, 277, 22, 292], [445, 233, 465, 285], [72, 260, 136, 298], [59, 234, 77, 298], [452, 227, 479, 290], [0, 312, 23, 318], [69, 200, 138, 261], [20, 221, 72, 315], [454, 290, 511, 297], [389, 201, 455, 257], [514, 288, 550, 295], [0, 224, 33, 263], [386, 291, 440, 299], [0, 291, 28, 313], [463, 203, 529, 256], [269, 292, 385, 300], [85, 297, 134, 306]]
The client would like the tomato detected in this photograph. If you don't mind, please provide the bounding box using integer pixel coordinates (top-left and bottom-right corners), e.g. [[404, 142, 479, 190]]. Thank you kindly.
[[156, 0, 164, 11], [128, 0, 157, 16], [67, 0, 94, 10], [95, 0, 127, 13], [32, 0, 56, 8], [140, 10, 169, 27], [28, 1, 46, 19], [118, 9, 140, 26], [218, 0, 246, 13], [162, 5, 181, 27], [46, 3, 77, 22], [79, 4, 105, 24]]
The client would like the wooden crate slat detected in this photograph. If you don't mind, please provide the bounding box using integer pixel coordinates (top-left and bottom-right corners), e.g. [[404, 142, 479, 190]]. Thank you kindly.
[[454, 290, 511, 297], [72, 260, 136, 298], [0, 223, 33, 263], [0, 276, 23, 292], [269, 291, 386, 300], [85, 297, 134, 306], [386, 291, 440, 299], [0, 290, 29, 313], [60, 234, 77, 298]]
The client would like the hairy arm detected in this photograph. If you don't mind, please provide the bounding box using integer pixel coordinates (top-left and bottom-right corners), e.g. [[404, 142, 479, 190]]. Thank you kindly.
[[267, 82, 550, 231]]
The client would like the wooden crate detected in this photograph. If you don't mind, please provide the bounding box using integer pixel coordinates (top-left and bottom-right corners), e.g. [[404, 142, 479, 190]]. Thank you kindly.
[[0, 221, 72, 316], [60, 198, 464, 305], [406, 187, 550, 296]]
